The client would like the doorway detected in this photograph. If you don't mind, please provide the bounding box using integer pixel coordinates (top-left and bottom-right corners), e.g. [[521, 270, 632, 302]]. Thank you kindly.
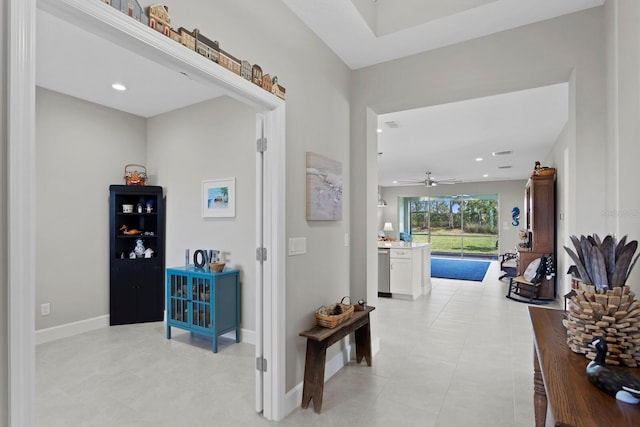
[[8, 0, 287, 424]]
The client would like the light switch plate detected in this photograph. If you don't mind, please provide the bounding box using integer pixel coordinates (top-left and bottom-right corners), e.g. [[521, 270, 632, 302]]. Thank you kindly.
[[344, 233, 349, 247], [288, 237, 307, 256]]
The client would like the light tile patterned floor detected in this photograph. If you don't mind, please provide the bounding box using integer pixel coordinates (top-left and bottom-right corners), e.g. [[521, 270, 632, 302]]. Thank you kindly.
[[37, 261, 556, 426]]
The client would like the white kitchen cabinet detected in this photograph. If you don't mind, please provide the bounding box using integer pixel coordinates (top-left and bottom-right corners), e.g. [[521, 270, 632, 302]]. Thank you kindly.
[[387, 244, 431, 300], [390, 255, 412, 295]]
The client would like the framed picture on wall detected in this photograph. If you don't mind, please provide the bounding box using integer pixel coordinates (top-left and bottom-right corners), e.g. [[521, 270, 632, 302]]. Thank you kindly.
[[202, 178, 235, 218], [306, 152, 343, 221]]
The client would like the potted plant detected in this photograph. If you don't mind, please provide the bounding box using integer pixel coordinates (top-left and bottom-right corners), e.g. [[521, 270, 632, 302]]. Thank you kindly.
[[563, 234, 640, 366]]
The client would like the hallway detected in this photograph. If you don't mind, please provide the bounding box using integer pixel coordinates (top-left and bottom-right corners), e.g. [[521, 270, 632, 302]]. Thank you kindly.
[[37, 261, 556, 426]]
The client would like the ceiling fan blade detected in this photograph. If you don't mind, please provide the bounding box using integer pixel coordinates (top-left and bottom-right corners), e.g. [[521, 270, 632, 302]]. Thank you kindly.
[[396, 179, 424, 184]]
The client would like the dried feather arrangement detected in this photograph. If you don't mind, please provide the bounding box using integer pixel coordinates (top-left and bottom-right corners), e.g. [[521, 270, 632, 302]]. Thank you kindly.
[[564, 234, 639, 291]]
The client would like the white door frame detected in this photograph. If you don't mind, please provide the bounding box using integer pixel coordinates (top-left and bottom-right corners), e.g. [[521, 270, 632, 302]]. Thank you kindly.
[[7, 0, 36, 425], [7, 0, 287, 424], [255, 107, 286, 420]]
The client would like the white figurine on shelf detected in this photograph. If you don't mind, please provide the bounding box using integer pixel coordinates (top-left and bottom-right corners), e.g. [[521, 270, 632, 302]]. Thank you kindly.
[[144, 248, 154, 258], [134, 239, 146, 258]]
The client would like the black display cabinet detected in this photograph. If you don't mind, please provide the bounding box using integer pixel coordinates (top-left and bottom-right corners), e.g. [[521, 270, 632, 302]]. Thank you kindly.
[[109, 185, 165, 325]]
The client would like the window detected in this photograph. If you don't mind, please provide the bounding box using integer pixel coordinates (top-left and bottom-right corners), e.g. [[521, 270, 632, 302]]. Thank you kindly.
[[404, 194, 498, 258]]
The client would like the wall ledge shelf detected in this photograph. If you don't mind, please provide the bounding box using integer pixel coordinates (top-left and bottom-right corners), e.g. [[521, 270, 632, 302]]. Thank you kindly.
[[37, 0, 284, 111]]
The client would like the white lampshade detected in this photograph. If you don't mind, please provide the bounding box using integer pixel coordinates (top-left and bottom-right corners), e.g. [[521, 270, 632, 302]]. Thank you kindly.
[[383, 222, 393, 232]]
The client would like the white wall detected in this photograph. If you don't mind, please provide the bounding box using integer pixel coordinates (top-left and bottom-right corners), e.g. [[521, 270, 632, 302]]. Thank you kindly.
[[1, 0, 8, 423], [604, 0, 640, 295], [546, 120, 574, 298], [146, 96, 258, 331], [35, 87, 147, 328], [380, 180, 526, 255], [351, 7, 606, 307]]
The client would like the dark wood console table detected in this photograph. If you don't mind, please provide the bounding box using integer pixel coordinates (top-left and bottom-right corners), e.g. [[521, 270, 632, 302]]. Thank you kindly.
[[529, 306, 640, 426], [299, 306, 375, 413]]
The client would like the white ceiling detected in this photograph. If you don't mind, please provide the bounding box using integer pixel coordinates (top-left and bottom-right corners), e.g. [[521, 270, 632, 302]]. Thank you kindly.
[[282, 0, 601, 186], [377, 83, 568, 186], [282, 0, 604, 70], [36, 1, 600, 186], [36, 8, 225, 118]]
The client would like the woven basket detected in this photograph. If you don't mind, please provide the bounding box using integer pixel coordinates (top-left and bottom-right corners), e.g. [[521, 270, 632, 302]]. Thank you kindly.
[[209, 262, 225, 273], [124, 164, 147, 186], [315, 297, 354, 328], [535, 167, 556, 177]]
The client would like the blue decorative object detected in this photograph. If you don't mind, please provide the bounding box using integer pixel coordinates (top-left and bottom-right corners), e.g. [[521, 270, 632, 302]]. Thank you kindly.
[[399, 232, 412, 242], [430, 258, 490, 282], [586, 337, 640, 404], [133, 238, 146, 258], [512, 206, 520, 226], [166, 266, 240, 353]]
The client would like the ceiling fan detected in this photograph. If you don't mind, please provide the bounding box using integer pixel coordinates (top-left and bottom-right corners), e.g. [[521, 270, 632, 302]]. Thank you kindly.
[[398, 171, 459, 187]]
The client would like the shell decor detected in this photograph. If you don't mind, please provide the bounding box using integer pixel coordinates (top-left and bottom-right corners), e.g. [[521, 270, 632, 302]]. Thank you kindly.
[[563, 234, 640, 367]]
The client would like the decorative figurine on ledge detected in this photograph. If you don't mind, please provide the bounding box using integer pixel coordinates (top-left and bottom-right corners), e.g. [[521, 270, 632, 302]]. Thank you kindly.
[[134, 239, 146, 258], [587, 337, 640, 404], [120, 225, 143, 235]]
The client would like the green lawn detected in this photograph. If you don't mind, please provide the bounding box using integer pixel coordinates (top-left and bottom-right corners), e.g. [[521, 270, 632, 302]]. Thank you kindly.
[[411, 232, 498, 255]]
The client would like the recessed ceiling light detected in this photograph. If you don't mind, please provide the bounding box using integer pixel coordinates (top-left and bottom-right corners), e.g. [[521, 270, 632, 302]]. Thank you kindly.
[[483, 174, 489, 178], [377, 128, 382, 133], [392, 180, 398, 184], [475, 157, 483, 162], [111, 83, 127, 91], [492, 150, 512, 156]]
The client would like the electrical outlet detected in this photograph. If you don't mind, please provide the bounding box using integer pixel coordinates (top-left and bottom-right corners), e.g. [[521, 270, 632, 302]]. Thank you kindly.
[[41, 303, 50, 316]]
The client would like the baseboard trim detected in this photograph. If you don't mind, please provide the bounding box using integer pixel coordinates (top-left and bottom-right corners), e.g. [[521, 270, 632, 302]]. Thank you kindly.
[[35, 315, 110, 345], [222, 328, 256, 345], [36, 314, 256, 347]]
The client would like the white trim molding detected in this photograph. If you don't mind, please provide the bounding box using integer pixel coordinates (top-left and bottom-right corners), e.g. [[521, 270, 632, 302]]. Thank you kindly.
[[34, 316, 256, 346], [35, 316, 109, 345], [8, 0, 36, 426]]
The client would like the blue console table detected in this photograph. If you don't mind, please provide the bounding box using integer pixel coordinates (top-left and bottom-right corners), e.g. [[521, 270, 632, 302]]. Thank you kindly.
[[166, 266, 240, 353]]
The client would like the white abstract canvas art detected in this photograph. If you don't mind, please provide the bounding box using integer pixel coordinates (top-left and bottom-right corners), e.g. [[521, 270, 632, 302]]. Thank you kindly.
[[306, 152, 342, 221]]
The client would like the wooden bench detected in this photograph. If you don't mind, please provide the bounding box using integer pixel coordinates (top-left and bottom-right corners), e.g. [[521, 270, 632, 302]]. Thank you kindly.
[[299, 306, 375, 413]]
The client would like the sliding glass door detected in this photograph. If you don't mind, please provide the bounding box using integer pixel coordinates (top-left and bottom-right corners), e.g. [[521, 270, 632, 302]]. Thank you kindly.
[[407, 194, 498, 258]]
